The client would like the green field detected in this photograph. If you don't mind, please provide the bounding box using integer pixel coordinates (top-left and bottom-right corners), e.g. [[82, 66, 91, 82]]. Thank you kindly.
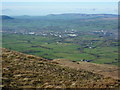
[[2, 33, 119, 65], [1, 14, 119, 65]]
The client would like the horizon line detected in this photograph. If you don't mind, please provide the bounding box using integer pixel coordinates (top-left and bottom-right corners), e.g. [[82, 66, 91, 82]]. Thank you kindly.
[[1, 13, 119, 17]]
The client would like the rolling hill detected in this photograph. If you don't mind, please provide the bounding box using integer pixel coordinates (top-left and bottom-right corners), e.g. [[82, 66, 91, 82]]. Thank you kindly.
[[1, 15, 14, 20], [1, 48, 120, 88]]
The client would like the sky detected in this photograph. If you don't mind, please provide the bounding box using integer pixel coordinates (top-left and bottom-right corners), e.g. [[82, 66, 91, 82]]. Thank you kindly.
[[1, 0, 119, 16], [2, 0, 120, 2]]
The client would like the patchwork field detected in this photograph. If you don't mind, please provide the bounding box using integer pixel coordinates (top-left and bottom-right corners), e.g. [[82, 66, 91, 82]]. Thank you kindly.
[[2, 33, 119, 65], [1, 14, 119, 66]]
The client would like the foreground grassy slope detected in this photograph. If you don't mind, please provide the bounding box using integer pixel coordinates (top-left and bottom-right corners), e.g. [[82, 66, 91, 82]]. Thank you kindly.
[[53, 59, 119, 80], [1, 48, 120, 88]]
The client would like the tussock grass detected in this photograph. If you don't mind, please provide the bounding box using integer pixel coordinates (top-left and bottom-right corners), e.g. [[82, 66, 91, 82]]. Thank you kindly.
[[1, 48, 120, 88]]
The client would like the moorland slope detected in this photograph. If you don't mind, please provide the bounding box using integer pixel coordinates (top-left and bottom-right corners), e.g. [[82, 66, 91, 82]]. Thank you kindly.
[[1, 48, 120, 88]]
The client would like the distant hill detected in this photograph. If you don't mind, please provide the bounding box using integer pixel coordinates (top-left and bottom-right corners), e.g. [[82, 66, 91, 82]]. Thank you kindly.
[[12, 13, 118, 20], [46, 13, 118, 19], [48, 13, 118, 17], [1, 15, 14, 20], [1, 48, 120, 88]]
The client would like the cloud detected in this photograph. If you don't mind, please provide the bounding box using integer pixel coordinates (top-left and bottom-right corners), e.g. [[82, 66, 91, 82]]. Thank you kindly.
[[2, 9, 12, 12]]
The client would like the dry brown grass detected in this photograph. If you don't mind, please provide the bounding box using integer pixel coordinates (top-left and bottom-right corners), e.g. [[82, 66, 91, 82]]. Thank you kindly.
[[1, 48, 120, 88], [53, 59, 119, 79]]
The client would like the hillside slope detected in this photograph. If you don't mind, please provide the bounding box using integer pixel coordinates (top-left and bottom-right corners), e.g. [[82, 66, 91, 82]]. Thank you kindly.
[[1, 15, 14, 20], [53, 59, 119, 79], [1, 48, 120, 88]]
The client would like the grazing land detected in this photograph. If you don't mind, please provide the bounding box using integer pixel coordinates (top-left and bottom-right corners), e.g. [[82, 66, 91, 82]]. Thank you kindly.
[[2, 14, 119, 65]]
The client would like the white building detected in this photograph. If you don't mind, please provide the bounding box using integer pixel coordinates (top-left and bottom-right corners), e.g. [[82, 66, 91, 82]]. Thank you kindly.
[[29, 32, 35, 35], [68, 34, 77, 37]]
